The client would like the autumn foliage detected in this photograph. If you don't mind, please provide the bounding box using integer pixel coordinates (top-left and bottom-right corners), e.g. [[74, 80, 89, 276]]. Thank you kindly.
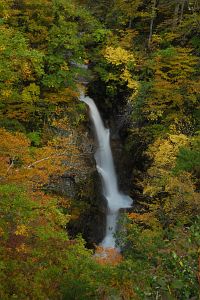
[[94, 246, 123, 266], [0, 0, 200, 299]]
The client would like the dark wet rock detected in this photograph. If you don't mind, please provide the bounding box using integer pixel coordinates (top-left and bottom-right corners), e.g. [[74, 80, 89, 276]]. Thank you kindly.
[[47, 175, 77, 198], [67, 171, 107, 248]]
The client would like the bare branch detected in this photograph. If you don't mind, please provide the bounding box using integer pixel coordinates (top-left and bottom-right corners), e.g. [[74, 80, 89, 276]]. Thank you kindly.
[[5, 158, 14, 175], [26, 152, 91, 169]]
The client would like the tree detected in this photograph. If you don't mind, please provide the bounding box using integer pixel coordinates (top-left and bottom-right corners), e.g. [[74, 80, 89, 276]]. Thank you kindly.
[[0, 25, 44, 123], [142, 46, 200, 129]]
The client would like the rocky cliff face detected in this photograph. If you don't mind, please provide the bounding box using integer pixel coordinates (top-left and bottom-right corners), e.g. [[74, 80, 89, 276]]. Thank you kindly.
[[46, 82, 145, 248], [86, 81, 147, 211], [45, 123, 107, 248]]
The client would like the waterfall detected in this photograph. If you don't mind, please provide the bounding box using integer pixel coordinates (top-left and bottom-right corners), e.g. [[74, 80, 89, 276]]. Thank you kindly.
[[80, 93, 133, 249]]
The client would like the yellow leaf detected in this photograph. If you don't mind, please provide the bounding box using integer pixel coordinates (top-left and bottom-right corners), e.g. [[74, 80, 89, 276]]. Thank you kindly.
[[15, 224, 29, 236], [16, 243, 29, 253], [103, 46, 135, 66], [0, 227, 4, 237]]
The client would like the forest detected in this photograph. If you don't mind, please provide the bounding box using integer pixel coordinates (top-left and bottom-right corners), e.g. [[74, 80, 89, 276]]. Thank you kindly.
[[0, 0, 199, 299]]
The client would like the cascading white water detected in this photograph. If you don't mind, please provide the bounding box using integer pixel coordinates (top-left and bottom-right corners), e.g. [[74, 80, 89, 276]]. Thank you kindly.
[[80, 92, 132, 248]]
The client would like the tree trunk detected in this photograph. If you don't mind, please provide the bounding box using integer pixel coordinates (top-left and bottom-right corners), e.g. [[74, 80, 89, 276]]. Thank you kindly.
[[129, 18, 132, 28], [172, 1, 180, 30], [148, 0, 158, 48], [180, 0, 186, 23]]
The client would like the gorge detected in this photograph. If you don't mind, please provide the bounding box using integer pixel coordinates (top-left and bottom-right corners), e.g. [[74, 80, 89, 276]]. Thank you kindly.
[[1, 1, 199, 298], [80, 92, 133, 248]]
